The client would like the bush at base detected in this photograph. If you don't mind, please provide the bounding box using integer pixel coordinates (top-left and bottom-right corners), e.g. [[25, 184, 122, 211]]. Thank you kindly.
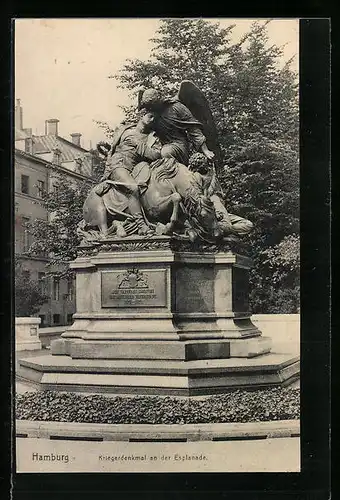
[[16, 387, 299, 424]]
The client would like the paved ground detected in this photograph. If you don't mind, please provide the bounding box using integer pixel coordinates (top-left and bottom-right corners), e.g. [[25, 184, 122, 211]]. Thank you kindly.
[[15, 436, 300, 472], [16, 348, 49, 393]]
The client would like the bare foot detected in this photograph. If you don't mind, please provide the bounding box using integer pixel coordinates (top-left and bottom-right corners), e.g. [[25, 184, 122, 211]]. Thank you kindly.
[[155, 222, 167, 235], [108, 221, 127, 238], [138, 223, 153, 236], [164, 223, 173, 234], [116, 226, 127, 238]]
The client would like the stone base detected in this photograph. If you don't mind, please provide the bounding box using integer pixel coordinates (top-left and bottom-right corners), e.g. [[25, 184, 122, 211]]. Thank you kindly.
[[51, 336, 272, 360], [33, 243, 294, 396], [16, 340, 42, 352], [17, 353, 299, 396], [15, 317, 42, 352]]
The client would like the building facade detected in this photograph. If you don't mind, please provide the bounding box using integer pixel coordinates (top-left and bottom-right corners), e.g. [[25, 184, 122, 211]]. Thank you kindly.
[[15, 99, 97, 326]]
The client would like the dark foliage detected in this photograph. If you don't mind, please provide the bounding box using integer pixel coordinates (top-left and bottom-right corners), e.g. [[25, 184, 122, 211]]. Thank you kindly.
[[113, 19, 299, 313], [15, 259, 48, 316], [16, 387, 299, 424]]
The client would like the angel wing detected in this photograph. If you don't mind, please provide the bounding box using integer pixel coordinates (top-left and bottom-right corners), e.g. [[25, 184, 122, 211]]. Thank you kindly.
[[177, 80, 223, 169]]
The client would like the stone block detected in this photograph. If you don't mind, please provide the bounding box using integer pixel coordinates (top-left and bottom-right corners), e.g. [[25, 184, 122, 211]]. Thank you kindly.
[[50, 338, 67, 355], [51, 338, 77, 355], [229, 336, 272, 358], [69, 340, 186, 360], [16, 340, 42, 352], [184, 340, 231, 360], [64, 339, 232, 361], [15, 317, 42, 352]]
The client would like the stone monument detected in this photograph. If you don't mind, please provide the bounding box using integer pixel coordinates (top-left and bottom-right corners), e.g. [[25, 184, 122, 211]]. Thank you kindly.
[[18, 81, 299, 395], [15, 317, 42, 352]]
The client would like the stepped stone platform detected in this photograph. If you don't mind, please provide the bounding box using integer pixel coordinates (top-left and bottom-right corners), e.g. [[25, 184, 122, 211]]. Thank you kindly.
[[18, 353, 299, 396], [17, 236, 300, 396]]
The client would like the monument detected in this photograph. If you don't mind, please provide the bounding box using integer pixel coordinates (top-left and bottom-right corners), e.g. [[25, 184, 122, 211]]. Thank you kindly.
[[18, 81, 299, 395]]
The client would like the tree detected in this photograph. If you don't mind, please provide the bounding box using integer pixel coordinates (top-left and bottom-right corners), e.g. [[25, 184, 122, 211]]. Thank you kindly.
[[113, 19, 237, 140], [27, 174, 95, 279], [15, 259, 48, 317], [250, 234, 300, 313], [26, 150, 105, 279], [113, 19, 299, 313]]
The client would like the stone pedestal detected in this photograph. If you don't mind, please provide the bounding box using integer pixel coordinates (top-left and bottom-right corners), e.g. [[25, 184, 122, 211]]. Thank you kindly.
[[18, 237, 299, 395], [51, 238, 270, 359], [16, 317, 42, 351]]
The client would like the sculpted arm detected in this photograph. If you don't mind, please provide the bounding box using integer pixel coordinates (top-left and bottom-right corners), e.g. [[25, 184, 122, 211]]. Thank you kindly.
[[136, 132, 162, 161], [175, 102, 215, 160]]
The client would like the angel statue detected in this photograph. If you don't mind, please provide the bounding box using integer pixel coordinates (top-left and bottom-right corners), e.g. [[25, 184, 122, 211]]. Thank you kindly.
[[137, 81, 252, 237], [138, 81, 219, 166], [78, 81, 253, 244]]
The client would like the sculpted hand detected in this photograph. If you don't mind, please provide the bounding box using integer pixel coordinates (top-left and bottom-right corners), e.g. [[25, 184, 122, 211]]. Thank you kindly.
[[204, 149, 215, 160], [201, 142, 215, 160], [146, 131, 156, 148], [100, 173, 111, 182]]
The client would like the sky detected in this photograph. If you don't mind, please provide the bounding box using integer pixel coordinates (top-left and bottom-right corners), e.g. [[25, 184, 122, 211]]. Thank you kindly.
[[15, 18, 299, 150]]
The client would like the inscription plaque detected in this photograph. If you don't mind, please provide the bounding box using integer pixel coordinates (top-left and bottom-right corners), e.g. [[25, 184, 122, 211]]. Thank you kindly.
[[101, 268, 167, 308], [175, 266, 214, 313], [232, 267, 249, 312]]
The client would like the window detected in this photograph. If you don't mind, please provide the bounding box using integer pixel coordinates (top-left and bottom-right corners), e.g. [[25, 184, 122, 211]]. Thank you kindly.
[[39, 314, 46, 327], [38, 272, 46, 294], [37, 180, 45, 198], [22, 216, 30, 252], [67, 313, 73, 325], [35, 220, 48, 258], [22, 270, 30, 281], [67, 278, 74, 301], [52, 277, 60, 301], [21, 174, 29, 195], [53, 314, 61, 325]]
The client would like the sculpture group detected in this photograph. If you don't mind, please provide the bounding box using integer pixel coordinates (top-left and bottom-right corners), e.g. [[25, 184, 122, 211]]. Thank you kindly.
[[19, 83, 300, 398], [78, 81, 253, 244]]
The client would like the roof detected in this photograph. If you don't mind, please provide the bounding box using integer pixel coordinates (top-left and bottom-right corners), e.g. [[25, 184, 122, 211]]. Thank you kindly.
[[15, 148, 48, 166], [32, 134, 93, 176], [15, 148, 95, 184]]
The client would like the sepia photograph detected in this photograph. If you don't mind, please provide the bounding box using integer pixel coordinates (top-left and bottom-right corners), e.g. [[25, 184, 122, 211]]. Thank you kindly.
[[14, 17, 301, 473]]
